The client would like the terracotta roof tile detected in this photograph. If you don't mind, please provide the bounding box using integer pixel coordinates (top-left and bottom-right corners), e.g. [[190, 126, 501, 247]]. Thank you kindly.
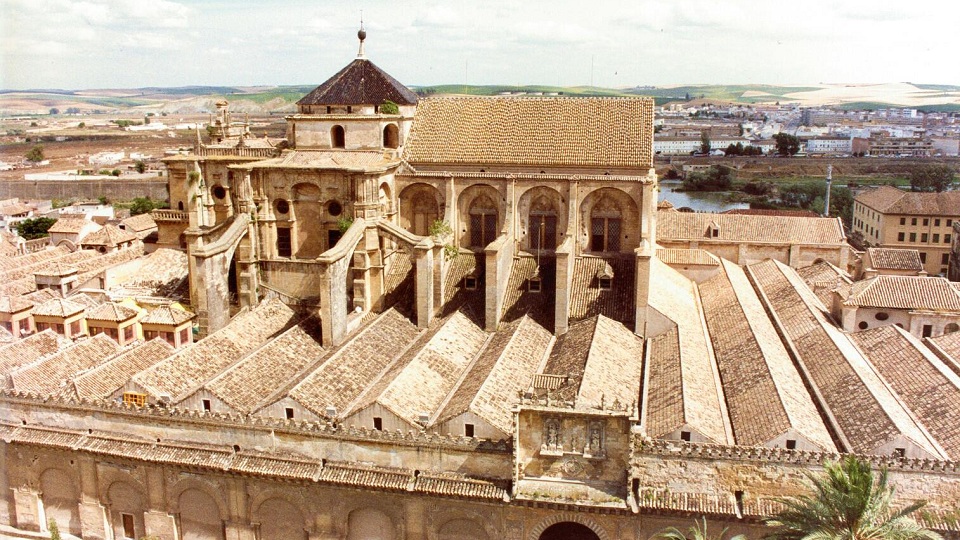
[[414, 473, 507, 501], [317, 461, 412, 491], [0, 330, 69, 375], [856, 185, 960, 216], [0, 245, 71, 276], [699, 260, 835, 450], [81, 224, 137, 246], [569, 257, 635, 325], [69, 338, 174, 400], [657, 212, 846, 245], [141, 305, 194, 325], [32, 298, 85, 317], [843, 275, 960, 311], [656, 248, 721, 266], [246, 150, 396, 172], [747, 259, 943, 457], [852, 326, 960, 459], [866, 248, 924, 272], [85, 302, 139, 322], [576, 315, 643, 411], [538, 317, 596, 402], [404, 97, 654, 168], [120, 213, 157, 233], [48, 217, 99, 234], [0, 295, 33, 314], [9, 334, 121, 395], [135, 299, 294, 401], [925, 331, 960, 376], [297, 58, 418, 106]]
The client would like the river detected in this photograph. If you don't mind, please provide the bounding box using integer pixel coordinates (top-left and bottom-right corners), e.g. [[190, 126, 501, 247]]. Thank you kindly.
[[658, 180, 750, 213]]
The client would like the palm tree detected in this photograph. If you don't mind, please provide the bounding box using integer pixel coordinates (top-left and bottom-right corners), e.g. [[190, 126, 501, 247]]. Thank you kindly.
[[656, 517, 745, 540], [763, 455, 942, 540]]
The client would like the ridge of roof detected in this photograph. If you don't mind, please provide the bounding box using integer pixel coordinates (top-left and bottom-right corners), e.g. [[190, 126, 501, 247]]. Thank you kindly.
[[297, 58, 418, 107]]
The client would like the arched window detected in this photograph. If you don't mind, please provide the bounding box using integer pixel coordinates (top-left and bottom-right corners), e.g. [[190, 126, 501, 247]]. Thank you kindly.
[[590, 197, 622, 252], [469, 195, 498, 248], [528, 195, 557, 250], [331, 125, 345, 148], [383, 124, 399, 149], [945, 323, 959, 334]]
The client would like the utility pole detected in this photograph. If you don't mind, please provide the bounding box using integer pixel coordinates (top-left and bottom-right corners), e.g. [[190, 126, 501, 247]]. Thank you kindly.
[[824, 164, 833, 217]]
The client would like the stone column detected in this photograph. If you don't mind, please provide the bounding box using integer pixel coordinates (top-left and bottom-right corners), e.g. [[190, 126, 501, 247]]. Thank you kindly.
[[319, 255, 350, 347], [788, 244, 801, 267], [143, 461, 177, 540], [635, 239, 654, 337], [641, 175, 657, 246], [554, 238, 573, 335], [225, 521, 257, 540], [77, 457, 107, 540]]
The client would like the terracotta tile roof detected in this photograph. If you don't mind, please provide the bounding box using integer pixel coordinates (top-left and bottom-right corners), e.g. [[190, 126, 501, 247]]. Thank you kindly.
[[721, 208, 821, 218], [0, 295, 33, 314], [317, 461, 412, 491], [297, 58, 418, 106], [32, 262, 79, 278], [245, 150, 396, 172], [538, 317, 596, 402], [285, 308, 420, 417], [636, 488, 737, 515], [404, 97, 654, 168], [85, 302, 139, 322], [657, 212, 846, 245], [855, 185, 960, 216], [576, 315, 644, 411], [80, 224, 137, 246], [796, 261, 853, 318], [645, 259, 729, 444], [656, 248, 721, 266], [414, 472, 507, 501], [0, 245, 70, 275], [353, 310, 488, 426], [134, 299, 295, 401], [852, 326, 960, 459], [69, 339, 175, 400], [843, 276, 960, 312], [120, 213, 157, 234], [925, 332, 960, 376], [0, 326, 11, 344], [9, 334, 121, 395], [202, 320, 324, 414], [435, 315, 550, 433], [0, 330, 68, 375], [32, 298, 85, 317], [141, 305, 194, 325], [500, 256, 552, 323], [866, 248, 924, 272], [23, 288, 62, 303], [699, 260, 835, 450], [645, 327, 684, 438], [747, 259, 943, 457], [1, 249, 95, 284], [48, 217, 100, 234], [0, 202, 33, 216], [569, 257, 636, 325]]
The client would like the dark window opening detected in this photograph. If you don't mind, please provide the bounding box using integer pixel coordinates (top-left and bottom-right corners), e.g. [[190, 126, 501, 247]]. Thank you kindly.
[[373, 417, 383, 431], [211, 185, 226, 200], [328, 229, 343, 249], [680, 430, 691, 441], [943, 253, 950, 265], [331, 125, 345, 148], [900, 217, 906, 225], [465, 423, 475, 437], [202, 399, 211, 411], [919, 252, 927, 263], [893, 447, 906, 458], [909, 232, 917, 242], [591, 218, 621, 252], [285, 407, 295, 420], [923, 218, 929, 226], [470, 212, 498, 248], [383, 124, 399, 149], [875, 312, 889, 321], [599, 277, 612, 290], [529, 214, 557, 250], [922, 324, 933, 338], [277, 228, 292, 258], [178, 201, 184, 211], [897, 232, 905, 242], [858, 321, 869, 330], [934, 234, 940, 243], [528, 276, 542, 293], [275, 199, 289, 214], [122, 513, 135, 539], [327, 200, 343, 217], [786, 439, 797, 450], [912, 218, 918, 226], [464, 276, 478, 290], [935, 219, 941, 226]]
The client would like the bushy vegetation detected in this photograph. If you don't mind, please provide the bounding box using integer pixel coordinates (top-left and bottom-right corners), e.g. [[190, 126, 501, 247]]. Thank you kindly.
[[909, 164, 955, 192], [682, 165, 735, 191], [129, 197, 167, 215], [13, 217, 57, 240], [25, 144, 44, 162]]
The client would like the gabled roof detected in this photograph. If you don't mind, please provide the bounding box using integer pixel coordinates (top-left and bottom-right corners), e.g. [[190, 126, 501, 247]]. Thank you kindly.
[[297, 58, 418, 107], [120, 213, 157, 233], [48, 217, 99, 234], [657, 212, 846, 245], [843, 276, 960, 312], [866, 248, 924, 272], [403, 97, 654, 168], [855, 185, 960, 216], [81, 224, 137, 246], [9, 334, 121, 395]]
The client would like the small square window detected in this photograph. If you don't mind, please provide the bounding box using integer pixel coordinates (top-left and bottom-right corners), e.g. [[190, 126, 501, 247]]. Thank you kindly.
[[202, 399, 211, 411], [893, 448, 906, 458], [947, 219, 953, 227], [921, 233, 928, 243], [465, 423, 475, 437], [944, 234, 951, 243], [919, 252, 927, 263], [464, 276, 477, 290], [680, 431, 691, 441], [923, 218, 929, 226], [935, 219, 941, 226], [122, 513, 135, 539], [912, 218, 917, 226], [122, 392, 147, 407], [897, 232, 905, 242], [786, 439, 797, 450], [900, 217, 906, 225], [933, 234, 940, 243], [909, 233, 917, 242], [373, 417, 383, 431], [285, 407, 295, 420], [528, 277, 542, 293]]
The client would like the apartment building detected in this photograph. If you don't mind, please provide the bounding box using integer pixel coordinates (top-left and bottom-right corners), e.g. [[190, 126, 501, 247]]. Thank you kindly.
[[852, 185, 960, 276]]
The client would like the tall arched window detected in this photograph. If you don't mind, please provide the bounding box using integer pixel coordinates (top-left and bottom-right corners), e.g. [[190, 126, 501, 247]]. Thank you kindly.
[[383, 124, 399, 149], [528, 195, 557, 250], [590, 197, 622, 252], [469, 195, 498, 248], [331, 125, 345, 148]]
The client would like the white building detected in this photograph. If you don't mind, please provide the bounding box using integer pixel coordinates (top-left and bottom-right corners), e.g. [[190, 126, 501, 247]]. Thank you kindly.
[[805, 136, 852, 154]]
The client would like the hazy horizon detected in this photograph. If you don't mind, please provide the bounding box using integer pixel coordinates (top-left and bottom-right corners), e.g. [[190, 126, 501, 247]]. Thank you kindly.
[[2, 0, 959, 91]]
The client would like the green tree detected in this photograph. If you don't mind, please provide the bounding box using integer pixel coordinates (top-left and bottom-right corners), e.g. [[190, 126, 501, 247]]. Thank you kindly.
[[78, 122, 85, 128], [48, 518, 61, 540], [700, 131, 712, 154], [134, 160, 147, 173], [130, 197, 160, 216], [25, 144, 44, 162], [773, 133, 801, 156], [909, 164, 955, 193], [763, 455, 941, 540], [656, 517, 744, 540], [683, 165, 735, 191], [49, 107, 60, 115], [13, 217, 57, 240], [380, 99, 400, 114]]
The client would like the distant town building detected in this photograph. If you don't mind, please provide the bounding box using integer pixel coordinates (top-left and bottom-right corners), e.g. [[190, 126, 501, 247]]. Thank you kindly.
[[805, 136, 852, 154], [852, 185, 960, 276]]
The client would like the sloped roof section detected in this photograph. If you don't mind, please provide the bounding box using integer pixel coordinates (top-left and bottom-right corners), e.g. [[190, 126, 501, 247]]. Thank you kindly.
[[297, 58, 418, 107], [856, 185, 960, 216], [866, 248, 924, 272], [404, 97, 654, 168], [658, 212, 846, 245], [843, 276, 960, 311]]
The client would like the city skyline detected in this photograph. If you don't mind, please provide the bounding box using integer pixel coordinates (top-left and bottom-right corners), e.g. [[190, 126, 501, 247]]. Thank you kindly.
[[1, 0, 959, 91]]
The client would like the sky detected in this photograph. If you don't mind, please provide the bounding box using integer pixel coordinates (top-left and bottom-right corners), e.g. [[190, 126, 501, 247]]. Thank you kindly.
[[1, 0, 958, 90]]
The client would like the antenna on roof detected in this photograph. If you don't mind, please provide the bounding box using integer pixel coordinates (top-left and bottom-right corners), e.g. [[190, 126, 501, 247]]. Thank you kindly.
[[357, 11, 367, 59]]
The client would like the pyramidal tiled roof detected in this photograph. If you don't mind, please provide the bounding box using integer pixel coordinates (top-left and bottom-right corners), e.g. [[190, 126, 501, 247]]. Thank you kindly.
[[0, 295, 33, 314], [33, 298, 85, 317], [141, 305, 194, 325], [404, 96, 654, 168], [81, 224, 137, 246], [297, 58, 418, 107], [86, 302, 140, 322]]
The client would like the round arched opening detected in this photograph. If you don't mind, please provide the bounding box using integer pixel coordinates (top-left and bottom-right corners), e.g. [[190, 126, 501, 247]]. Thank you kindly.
[[875, 312, 889, 321], [331, 125, 345, 148], [858, 321, 869, 330], [383, 124, 399, 149], [275, 199, 289, 215], [945, 323, 960, 334], [212, 185, 227, 200], [539, 522, 600, 540], [327, 200, 343, 217]]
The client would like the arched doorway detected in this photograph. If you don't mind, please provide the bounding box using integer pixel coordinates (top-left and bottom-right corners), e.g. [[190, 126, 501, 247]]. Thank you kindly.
[[256, 497, 306, 540], [538, 522, 600, 540], [383, 124, 399, 149]]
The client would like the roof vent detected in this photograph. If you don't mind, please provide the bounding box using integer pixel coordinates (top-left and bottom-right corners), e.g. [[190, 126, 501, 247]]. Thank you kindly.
[[418, 412, 430, 425], [325, 406, 337, 418]]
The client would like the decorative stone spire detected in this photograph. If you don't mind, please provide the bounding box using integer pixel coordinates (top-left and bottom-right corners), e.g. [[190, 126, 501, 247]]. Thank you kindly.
[[357, 17, 367, 59]]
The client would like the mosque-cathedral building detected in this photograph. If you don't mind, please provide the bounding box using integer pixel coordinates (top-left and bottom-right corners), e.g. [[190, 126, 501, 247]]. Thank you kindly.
[[2, 29, 960, 540]]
